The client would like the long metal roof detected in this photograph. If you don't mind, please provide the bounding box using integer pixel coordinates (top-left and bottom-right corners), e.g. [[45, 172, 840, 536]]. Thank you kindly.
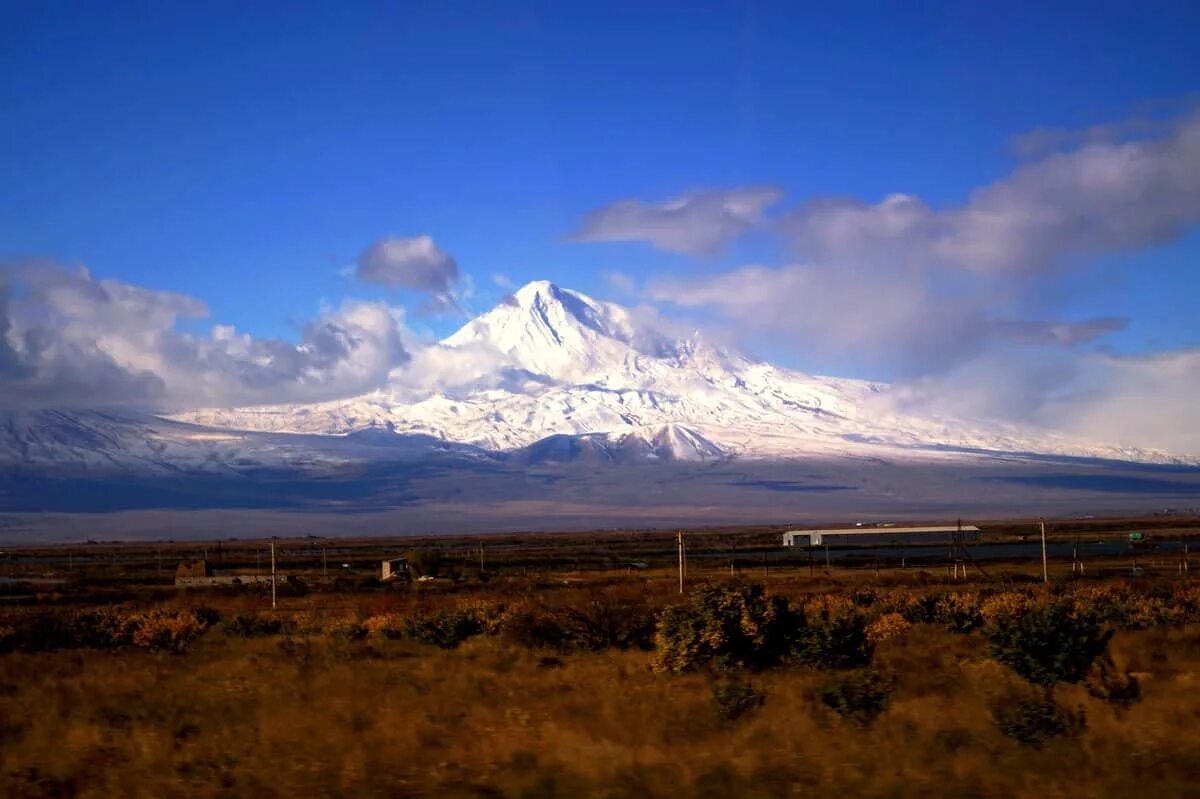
[[786, 525, 979, 536]]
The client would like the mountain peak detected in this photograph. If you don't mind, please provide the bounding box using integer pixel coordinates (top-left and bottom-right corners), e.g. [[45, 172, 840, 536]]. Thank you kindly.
[[511, 279, 562, 304]]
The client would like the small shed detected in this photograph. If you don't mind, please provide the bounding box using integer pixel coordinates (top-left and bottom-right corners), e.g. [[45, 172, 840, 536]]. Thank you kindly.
[[381, 557, 410, 582]]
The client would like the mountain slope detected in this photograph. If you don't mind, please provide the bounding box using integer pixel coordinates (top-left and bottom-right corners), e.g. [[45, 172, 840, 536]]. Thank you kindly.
[[174, 281, 1187, 465]]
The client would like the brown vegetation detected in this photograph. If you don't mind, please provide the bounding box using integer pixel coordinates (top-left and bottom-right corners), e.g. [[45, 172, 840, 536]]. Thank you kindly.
[[3, 540, 1200, 797]]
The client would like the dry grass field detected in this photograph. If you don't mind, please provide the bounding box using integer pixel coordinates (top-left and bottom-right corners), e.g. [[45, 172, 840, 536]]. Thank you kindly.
[[3, 521, 1200, 798]]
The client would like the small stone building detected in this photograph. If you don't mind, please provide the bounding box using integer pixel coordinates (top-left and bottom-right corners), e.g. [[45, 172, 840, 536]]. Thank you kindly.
[[175, 559, 213, 579]]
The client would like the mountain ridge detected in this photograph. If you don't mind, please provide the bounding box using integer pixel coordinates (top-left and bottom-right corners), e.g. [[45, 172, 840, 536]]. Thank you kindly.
[[171, 280, 1190, 466]]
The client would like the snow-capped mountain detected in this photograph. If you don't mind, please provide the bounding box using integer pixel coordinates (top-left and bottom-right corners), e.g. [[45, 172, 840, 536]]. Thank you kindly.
[[172, 281, 1183, 465]]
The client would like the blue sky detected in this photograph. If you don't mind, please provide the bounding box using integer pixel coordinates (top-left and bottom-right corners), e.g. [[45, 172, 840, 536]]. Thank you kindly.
[[2, 1, 1199, 387]]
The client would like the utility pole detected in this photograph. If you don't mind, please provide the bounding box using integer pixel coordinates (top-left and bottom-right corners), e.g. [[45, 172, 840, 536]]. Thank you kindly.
[[1040, 519, 1049, 584], [270, 541, 277, 609], [677, 530, 685, 594]]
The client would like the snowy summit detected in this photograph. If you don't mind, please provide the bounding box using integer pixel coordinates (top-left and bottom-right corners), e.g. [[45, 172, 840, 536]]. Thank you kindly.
[[173, 281, 1180, 465]]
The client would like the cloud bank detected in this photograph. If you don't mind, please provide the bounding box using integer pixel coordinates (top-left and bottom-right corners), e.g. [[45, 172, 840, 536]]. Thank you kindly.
[[782, 113, 1200, 274], [645, 112, 1200, 452], [0, 261, 409, 411], [573, 186, 782, 255]]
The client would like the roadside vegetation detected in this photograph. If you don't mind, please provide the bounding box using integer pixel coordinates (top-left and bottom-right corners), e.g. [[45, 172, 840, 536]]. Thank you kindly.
[[3, 567, 1200, 797]]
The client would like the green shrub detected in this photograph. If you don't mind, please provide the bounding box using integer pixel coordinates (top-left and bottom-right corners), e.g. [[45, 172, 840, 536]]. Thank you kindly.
[[404, 610, 483, 649], [711, 677, 764, 721], [652, 584, 802, 673], [935, 593, 984, 634], [985, 602, 1111, 688], [223, 613, 288, 637], [817, 669, 892, 726], [849, 588, 879, 608], [899, 593, 942, 624], [791, 609, 873, 670], [991, 693, 1085, 747]]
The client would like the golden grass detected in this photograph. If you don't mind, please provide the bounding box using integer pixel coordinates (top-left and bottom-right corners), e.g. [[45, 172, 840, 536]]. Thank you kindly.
[[2, 605, 1200, 797], [5, 572, 1200, 797]]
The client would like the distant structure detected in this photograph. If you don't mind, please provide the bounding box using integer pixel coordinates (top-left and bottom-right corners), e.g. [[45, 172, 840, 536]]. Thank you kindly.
[[174, 558, 273, 587], [175, 559, 213, 579], [381, 557, 410, 582], [782, 525, 981, 547]]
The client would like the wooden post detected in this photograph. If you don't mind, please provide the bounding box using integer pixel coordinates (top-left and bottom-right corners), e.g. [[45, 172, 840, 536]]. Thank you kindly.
[[479, 544, 485, 575], [322, 547, 328, 578], [677, 531, 685, 595], [270, 541, 277, 610], [1040, 519, 1049, 584]]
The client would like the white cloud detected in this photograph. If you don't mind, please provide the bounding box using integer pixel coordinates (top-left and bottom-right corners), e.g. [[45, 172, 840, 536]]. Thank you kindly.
[[573, 186, 783, 255], [884, 347, 1200, 455], [0, 261, 410, 411], [601, 270, 636, 294], [642, 111, 1200, 452], [355, 235, 459, 293], [1046, 348, 1200, 454], [781, 113, 1200, 274]]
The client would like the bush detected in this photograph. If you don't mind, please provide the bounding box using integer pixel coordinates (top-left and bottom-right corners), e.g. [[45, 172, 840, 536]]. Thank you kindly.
[[985, 602, 1111, 688], [711, 677, 764, 721], [327, 618, 369, 641], [935, 593, 984, 634], [556, 590, 656, 651], [866, 612, 911, 643], [404, 609, 482, 649], [0, 608, 216, 653], [653, 584, 802, 673], [898, 593, 942, 624], [1085, 655, 1141, 708], [128, 609, 213, 653], [991, 693, 1085, 747], [363, 613, 407, 640], [791, 608, 873, 670], [817, 669, 892, 726], [498, 606, 568, 650], [223, 613, 288, 637]]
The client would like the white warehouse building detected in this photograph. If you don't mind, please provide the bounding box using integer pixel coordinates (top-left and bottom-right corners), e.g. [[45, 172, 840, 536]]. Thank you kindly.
[[782, 525, 981, 547]]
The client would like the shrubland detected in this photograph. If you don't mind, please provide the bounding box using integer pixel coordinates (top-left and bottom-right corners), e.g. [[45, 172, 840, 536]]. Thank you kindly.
[[3, 573, 1200, 797]]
